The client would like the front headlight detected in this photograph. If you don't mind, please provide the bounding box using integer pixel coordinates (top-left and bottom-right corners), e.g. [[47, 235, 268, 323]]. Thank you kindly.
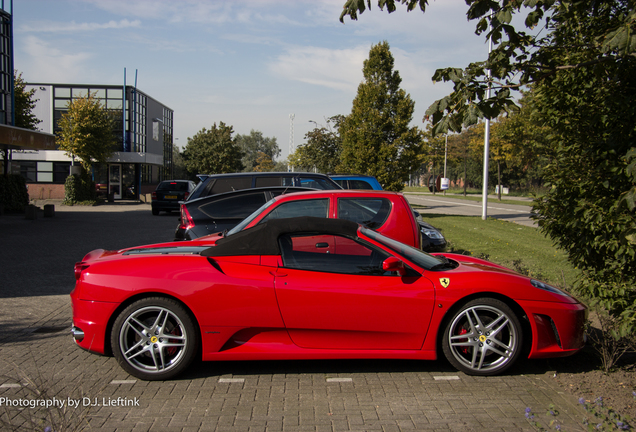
[[422, 228, 444, 240], [531, 279, 576, 300]]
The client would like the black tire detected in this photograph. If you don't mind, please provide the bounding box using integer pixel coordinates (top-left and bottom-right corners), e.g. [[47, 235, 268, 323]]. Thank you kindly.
[[111, 297, 198, 380], [442, 298, 523, 376], [152, 209, 159, 216]]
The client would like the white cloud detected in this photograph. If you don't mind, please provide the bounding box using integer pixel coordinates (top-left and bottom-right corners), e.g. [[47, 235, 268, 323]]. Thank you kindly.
[[270, 45, 367, 92], [20, 19, 141, 33], [17, 36, 93, 83]]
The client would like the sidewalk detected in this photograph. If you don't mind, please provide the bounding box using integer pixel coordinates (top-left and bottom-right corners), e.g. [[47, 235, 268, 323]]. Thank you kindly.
[[0, 204, 587, 431]]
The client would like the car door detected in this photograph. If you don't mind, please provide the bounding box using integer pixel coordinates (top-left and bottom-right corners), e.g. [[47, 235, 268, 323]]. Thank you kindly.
[[273, 233, 436, 350]]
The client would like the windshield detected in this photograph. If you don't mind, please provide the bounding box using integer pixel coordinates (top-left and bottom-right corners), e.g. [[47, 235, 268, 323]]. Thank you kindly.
[[360, 226, 445, 271], [226, 199, 276, 236]]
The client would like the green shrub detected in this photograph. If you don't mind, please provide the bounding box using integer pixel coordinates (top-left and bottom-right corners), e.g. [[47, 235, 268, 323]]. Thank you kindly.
[[0, 174, 29, 212], [63, 174, 96, 205]]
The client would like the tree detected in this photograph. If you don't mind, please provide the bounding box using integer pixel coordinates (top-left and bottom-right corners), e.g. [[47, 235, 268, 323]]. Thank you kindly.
[[183, 122, 244, 175], [56, 93, 116, 173], [171, 144, 188, 179], [235, 130, 280, 172], [1, 72, 42, 174], [289, 115, 343, 173], [339, 41, 423, 191], [14, 71, 41, 130], [253, 152, 276, 172], [341, 1, 636, 335]]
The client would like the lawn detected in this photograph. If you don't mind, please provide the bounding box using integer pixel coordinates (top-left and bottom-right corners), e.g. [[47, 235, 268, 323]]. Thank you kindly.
[[419, 212, 580, 288]]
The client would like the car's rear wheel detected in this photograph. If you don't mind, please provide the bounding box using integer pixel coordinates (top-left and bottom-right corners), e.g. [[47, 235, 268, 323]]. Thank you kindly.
[[152, 209, 159, 215], [111, 297, 198, 380], [442, 298, 522, 376]]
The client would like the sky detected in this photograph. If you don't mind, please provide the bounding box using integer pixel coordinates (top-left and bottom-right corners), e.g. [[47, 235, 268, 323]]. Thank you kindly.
[[13, 0, 491, 161]]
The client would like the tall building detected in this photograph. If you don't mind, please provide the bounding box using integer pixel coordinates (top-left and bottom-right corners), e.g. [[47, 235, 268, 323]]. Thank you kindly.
[[10, 84, 174, 200]]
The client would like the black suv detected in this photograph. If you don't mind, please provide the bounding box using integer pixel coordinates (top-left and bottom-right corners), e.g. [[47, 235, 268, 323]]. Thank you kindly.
[[187, 172, 341, 201], [175, 172, 341, 240]]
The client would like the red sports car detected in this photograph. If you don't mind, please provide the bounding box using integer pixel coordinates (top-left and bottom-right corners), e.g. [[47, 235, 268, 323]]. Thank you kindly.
[[71, 217, 586, 381]]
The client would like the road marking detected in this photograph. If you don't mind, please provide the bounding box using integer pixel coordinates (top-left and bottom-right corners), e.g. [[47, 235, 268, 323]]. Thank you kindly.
[[218, 378, 244, 383], [433, 376, 460, 381], [110, 380, 137, 385], [0, 383, 22, 388], [326, 377, 353, 382], [408, 196, 530, 214]]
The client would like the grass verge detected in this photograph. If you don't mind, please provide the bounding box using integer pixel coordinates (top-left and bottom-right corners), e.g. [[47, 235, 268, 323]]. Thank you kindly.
[[420, 212, 580, 288]]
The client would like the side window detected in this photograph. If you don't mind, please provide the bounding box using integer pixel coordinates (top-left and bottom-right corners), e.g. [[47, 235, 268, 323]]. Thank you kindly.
[[337, 198, 391, 229], [254, 176, 283, 187], [348, 180, 374, 190], [280, 234, 391, 275], [260, 199, 329, 222], [199, 193, 267, 219], [297, 177, 338, 190], [209, 177, 252, 194]]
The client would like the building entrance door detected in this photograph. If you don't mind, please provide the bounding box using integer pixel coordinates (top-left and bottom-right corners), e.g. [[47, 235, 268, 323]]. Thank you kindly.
[[109, 164, 122, 199]]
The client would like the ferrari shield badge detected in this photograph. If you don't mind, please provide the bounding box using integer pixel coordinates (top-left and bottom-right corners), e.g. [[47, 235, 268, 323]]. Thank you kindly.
[[439, 278, 450, 288]]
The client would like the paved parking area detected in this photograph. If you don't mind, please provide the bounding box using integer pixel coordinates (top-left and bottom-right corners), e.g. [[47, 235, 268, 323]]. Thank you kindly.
[[0, 201, 585, 431]]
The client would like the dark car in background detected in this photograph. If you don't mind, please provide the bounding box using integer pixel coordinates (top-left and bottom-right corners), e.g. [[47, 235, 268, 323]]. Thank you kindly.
[[412, 210, 447, 252], [175, 187, 313, 240], [188, 172, 341, 202], [151, 180, 196, 215]]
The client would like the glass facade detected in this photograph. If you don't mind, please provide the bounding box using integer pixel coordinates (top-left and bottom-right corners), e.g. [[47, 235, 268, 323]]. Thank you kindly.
[[128, 89, 147, 153], [0, 8, 12, 126], [162, 108, 173, 179], [53, 85, 125, 150]]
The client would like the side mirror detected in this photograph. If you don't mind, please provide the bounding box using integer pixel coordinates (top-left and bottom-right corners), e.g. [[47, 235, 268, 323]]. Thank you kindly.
[[382, 256, 406, 276]]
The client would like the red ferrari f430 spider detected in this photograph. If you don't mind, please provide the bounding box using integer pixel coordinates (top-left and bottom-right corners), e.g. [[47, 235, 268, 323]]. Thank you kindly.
[[71, 217, 586, 380]]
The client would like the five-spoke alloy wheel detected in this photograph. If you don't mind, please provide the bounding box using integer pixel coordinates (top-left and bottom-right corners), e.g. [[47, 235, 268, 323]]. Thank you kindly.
[[442, 298, 523, 376], [111, 297, 198, 380]]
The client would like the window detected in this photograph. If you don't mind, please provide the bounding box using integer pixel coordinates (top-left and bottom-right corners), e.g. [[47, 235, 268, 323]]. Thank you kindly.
[[348, 180, 374, 190], [206, 177, 252, 196], [297, 177, 337, 190], [338, 198, 391, 229], [199, 192, 268, 219], [53, 162, 71, 182], [260, 198, 329, 222], [254, 176, 282, 187], [36, 162, 53, 182], [280, 234, 391, 275], [19, 161, 36, 182]]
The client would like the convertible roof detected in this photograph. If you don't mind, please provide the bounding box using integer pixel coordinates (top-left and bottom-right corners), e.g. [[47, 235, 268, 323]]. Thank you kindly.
[[201, 216, 359, 257]]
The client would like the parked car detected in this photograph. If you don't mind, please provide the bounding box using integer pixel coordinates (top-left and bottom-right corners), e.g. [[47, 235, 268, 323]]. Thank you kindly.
[[412, 210, 447, 252], [331, 175, 446, 250], [330, 174, 383, 190], [151, 180, 196, 215], [71, 216, 587, 381], [187, 172, 341, 202], [175, 186, 314, 240], [206, 190, 423, 250]]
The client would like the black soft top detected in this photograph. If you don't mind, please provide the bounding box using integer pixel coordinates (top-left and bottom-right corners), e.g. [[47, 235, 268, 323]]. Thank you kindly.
[[201, 217, 359, 257]]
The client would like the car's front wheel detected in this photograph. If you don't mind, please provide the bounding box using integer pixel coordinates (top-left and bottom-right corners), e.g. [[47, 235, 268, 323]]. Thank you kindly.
[[111, 297, 198, 380], [442, 298, 522, 376]]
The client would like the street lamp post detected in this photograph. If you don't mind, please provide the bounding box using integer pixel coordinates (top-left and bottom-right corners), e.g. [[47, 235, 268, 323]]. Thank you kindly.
[[482, 21, 493, 220]]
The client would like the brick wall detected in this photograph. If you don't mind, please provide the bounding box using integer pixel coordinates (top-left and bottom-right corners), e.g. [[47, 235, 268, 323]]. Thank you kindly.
[[27, 184, 65, 200]]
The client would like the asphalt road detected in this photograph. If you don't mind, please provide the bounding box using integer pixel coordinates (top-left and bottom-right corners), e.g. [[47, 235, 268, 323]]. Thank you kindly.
[[404, 193, 536, 227]]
